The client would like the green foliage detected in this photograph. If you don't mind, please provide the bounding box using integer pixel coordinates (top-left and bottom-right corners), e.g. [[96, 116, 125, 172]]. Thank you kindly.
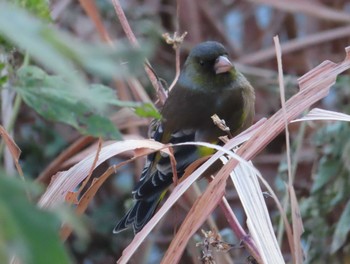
[[14, 0, 51, 20], [301, 122, 350, 263], [134, 102, 161, 119], [331, 200, 350, 253], [0, 175, 73, 264], [0, 0, 51, 47], [0, 1, 151, 113], [15, 66, 122, 139], [0, 2, 159, 139], [0, 62, 8, 86], [14, 66, 161, 138], [311, 159, 340, 193]]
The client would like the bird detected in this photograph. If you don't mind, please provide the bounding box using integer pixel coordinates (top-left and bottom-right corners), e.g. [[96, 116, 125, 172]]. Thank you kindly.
[[113, 41, 255, 234]]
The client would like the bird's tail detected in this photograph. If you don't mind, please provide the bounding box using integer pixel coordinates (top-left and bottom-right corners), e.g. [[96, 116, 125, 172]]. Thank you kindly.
[[113, 192, 164, 234]]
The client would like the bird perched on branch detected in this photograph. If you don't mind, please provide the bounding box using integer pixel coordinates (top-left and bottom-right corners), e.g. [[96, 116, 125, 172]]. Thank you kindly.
[[113, 41, 255, 234]]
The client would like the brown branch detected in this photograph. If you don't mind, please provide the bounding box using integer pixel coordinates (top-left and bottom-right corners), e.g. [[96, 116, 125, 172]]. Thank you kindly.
[[219, 197, 262, 263], [249, 0, 350, 24], [77, 0, 112, 43], [239, 25, 350, 65]]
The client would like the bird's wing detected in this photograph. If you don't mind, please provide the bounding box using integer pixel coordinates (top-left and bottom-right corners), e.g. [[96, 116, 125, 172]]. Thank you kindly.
[[132, 123, 198, 200], [114, 123, 199, 234]]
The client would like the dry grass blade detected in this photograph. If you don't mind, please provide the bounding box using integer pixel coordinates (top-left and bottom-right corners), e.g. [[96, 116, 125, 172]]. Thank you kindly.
[[160, 47, 350, 264], [163, 175, 226, 264], [275, 35, 302, 264], [254, 169, 294, 261], [65, 138, 103, 205], [38, 139, 170, 208], [240, 46, 350, 161], [117, 151, 226, 264], [160, 152, 251, 264], [291, 108, 350, 122], [60, 147, 157, 240], [229, 161, 284, 264]]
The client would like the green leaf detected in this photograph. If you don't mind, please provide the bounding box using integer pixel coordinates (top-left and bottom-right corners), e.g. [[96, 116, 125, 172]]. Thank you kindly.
[[16, 66, 122, 139], [311, 159, 340, 193], [0, 175, 72, 264], [0, 2, 86, 91], [13, 0, 51, 20], [0, 75, 8, 86], [89, 84, 137, 107], [41, 28, 148, 80], [331, 199, 350, 253], [0, 2, 151, 112], [82, 114, 122, 139], [135, 103, 161, 119]]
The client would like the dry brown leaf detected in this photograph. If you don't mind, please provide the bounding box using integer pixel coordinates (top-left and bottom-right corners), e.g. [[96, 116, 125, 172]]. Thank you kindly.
[[60, 150, 155, 240], [65, 191, 79, 205], [253, 170, 294, 261], [69, 138, 103, 203], [38, 139, 170, 208]]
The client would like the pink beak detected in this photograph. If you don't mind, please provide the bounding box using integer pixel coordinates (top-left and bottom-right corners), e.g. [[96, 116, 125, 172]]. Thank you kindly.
[[214, 56, 233, 74]]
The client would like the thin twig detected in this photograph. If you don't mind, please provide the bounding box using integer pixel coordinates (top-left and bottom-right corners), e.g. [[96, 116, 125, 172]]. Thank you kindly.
[[111, 0, 138, 47], [219, 197, 262, 263], [274, 35, 303, 264], [162, 32, 187, 92], [111, 0, 167, 103]]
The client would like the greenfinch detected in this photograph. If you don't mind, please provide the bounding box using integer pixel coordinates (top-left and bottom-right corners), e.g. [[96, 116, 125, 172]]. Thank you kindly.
[[114, 41, 255, 234]]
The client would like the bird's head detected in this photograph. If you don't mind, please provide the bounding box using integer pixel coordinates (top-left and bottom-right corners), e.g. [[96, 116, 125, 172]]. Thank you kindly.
[[181, 41, 236, 90]]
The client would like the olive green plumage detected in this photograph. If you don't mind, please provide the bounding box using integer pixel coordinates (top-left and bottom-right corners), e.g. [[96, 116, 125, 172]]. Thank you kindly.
[[114, 41, 255, 234]]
